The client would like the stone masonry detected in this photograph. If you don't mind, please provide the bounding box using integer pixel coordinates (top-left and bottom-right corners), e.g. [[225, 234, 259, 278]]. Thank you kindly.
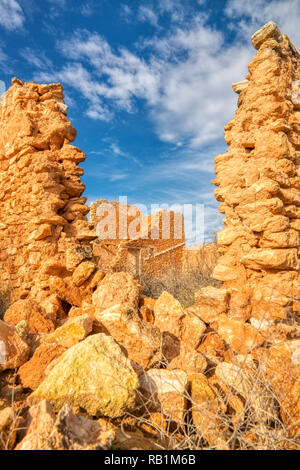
[[212, 22, 300, 321], [0, 79, 96, 303], [90, 200, 185, 275]]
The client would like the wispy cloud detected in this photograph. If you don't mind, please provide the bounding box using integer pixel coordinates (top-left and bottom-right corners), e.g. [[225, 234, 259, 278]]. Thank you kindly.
[[138, 5, 159, 27], [16, 0, 300, 241], [32, 14, 250, 150], [0, 0, 25, 31], [90, 138, 144, 168], [80, 2, 94, 17], [19, 48, 53, 69], [225, 0, 300, 48], [32, 0, 300, 153], [35, 62, 112, 120]]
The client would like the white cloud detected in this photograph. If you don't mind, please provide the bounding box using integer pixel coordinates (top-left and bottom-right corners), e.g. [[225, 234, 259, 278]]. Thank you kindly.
[[226, 0, 300, 49], [19, 48, 53, 69], [0, 0, 25, 31], [155, 0, 190, 24], [0, 79, 6, 96], [30, 0, 300, 244], [123, 0, 189, 26], [35, 62, 112, 120], [0, 43, 12, 73], [37, 14, 251, 149], [138, 5, 159, 27], [143, 19, 251, 146], [80, 2, 94, 17]]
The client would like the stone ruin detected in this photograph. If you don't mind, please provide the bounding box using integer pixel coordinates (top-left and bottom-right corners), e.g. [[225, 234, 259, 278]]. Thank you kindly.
[[0, 22, 299, 449], [90, 199, 185, 275], [0, 21, 299, 320], [213, 22, 300, 322], [0, 78, 97, 306]]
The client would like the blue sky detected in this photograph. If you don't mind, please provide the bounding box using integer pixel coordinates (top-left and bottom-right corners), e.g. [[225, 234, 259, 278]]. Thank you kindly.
[[0, 0, 299, 243]]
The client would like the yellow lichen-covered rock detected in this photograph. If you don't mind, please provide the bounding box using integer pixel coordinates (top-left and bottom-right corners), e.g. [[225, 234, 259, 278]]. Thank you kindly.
[[28, 334, 139, 418], [190, 373, 228, 449], [41, 314, 93, 348]]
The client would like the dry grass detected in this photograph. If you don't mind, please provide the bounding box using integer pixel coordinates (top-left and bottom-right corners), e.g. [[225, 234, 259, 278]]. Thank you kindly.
[[138, 267, 220, 308], [118, 334, 300, 450], [1, 317, 299, 450], [113, 307, 300, 451], [1, 242, 299, 450], [137, 243, 220, 307], [0, 372, 27, 450]]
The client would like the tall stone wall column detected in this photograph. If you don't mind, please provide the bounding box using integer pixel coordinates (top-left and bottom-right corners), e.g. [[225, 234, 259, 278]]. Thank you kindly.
[[0, 79, 96, 302], [213, 23, 300, 321]]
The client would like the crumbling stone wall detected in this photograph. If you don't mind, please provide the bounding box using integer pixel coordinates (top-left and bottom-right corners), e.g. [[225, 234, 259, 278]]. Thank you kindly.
[[0, 79, 96, 303], [213, 22, 300, 321], [90, 200, 185, 275]]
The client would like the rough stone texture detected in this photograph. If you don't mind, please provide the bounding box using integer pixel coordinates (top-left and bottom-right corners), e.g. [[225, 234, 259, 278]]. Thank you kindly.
[[232, 80, 249, 94], [154, 291, 184, 337], [190, 286, 229, 323], [90, 200, 185, 276], [251, 21, 282, 50], [28, 334, 139, 418], [16, 399, 56, 450], [153, 291, 207, 371], [1, 23, 300, 448], [217, 314, 265, 354], [0, 319, 30, 371], [190, 373, 228, 449], [212, 25, 300, 321], [18, 343, 66, 390], [4, 299, 55, 333], [0, 80, 96, 303], [41, 314, 93, 348], [94, 304, 161, 369], [253, 340, 300, 437], [197, 332, 227, 363], [154, 290, 207, 347], [215, 361, 276, 423], [68, 303, 95, 319], [15, 320, 29, 341], [47, 404, 115, 450], [72, 260, 96, 287], [138, 369, 187, 424], [139, 296, 156, 324], [92, 271, 142, 313], [168, 342, 207, 374], [0, 407, 21, 450], [17, 400, 114, 450]]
